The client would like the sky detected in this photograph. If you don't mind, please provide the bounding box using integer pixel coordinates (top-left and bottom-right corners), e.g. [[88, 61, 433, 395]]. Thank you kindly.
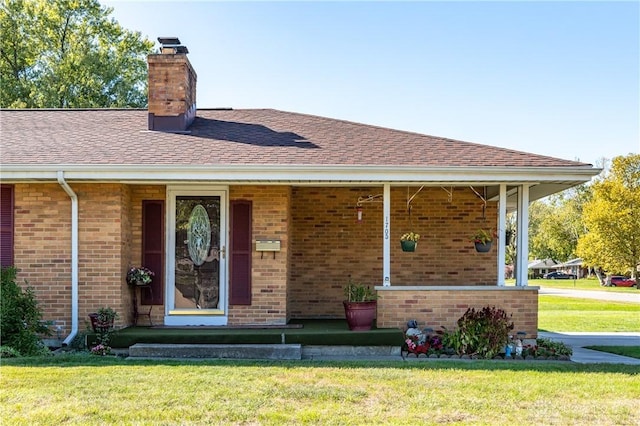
[[102, 0, 639, 166]]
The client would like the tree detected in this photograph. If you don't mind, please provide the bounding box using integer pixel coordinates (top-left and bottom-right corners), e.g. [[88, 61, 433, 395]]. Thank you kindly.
[[1, 0, 154, 108], [577, 154, 640, 284], [530, 184, 591, 263]]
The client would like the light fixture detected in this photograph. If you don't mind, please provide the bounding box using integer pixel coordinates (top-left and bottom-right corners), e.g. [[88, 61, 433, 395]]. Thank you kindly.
[[356, 205, 363, 223]]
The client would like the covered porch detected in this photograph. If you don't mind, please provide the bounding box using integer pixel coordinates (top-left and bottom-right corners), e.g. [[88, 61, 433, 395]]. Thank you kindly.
[[287, 181, 540, 336]]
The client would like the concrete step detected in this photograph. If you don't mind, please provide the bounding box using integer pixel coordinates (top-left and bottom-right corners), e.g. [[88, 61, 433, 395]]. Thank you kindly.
[[302, 345, 401, 359], [128, 343, 302, 360]]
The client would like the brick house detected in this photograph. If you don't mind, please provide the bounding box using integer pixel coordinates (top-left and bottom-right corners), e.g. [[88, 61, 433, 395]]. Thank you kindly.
[[0, 42, 599, 344]]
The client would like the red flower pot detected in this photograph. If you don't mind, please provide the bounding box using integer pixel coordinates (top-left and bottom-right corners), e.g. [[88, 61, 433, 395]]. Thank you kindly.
[[343, 301, 377, 331]]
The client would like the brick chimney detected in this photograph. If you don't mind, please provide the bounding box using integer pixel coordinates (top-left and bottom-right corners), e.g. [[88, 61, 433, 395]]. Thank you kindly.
[[147, 37, 197, 131]]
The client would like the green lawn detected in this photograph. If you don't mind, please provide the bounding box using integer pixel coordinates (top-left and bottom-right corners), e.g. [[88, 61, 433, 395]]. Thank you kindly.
[[538, 295, 640, 332], [585, 346, 640, 360], [1, 356, 639, 425], [3, 281, 639, 425]]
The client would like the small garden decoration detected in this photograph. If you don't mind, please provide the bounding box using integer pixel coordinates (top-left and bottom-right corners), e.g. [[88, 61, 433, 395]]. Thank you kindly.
[[471, 229, 495, 253], [400, 232, 420, 252], [403, 320, 444, 357], [126, 266, 154, 286]]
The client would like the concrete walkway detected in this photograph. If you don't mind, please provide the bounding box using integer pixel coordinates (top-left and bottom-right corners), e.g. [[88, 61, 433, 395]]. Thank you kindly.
[[539, 331, 640, 365], [539, 287, 640, 303]]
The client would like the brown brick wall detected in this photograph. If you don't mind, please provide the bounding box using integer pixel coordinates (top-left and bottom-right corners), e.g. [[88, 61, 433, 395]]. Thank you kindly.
[[289, 186, 499, 318], [13, 183, 72, 332], [377, 287, 539, 338], [13, 183, 131, 334], [12, 182, 517, 332], [147, 54, 196, 117], [75, 184, 128, 328], [229, 186, 290, 325]]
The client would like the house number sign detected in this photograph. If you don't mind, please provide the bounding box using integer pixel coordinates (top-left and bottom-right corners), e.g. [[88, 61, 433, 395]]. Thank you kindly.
[[187, 204, 211, 266]]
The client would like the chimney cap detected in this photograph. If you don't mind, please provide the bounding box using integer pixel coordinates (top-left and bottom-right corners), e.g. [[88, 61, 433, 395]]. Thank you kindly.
[[158, 37, 181, 46]]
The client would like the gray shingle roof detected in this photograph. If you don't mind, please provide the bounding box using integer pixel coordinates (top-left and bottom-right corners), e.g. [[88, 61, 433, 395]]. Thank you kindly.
[[1, 108, 589, 168]]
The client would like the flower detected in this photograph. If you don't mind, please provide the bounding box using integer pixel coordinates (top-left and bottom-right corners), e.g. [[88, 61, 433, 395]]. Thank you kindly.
[[90, 344, 112, 356], [400, 232, 420, 242], [126, 266, 154, 286], [470, 229, 495, 244]]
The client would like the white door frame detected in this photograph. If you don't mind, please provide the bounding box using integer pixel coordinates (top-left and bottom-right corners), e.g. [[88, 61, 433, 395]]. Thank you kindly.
[[164, 185, 229, 326]]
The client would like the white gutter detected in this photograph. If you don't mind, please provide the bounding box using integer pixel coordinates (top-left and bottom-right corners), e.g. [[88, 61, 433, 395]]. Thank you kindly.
[[57, 171, 79, 346], [0, 163, 602, 184]]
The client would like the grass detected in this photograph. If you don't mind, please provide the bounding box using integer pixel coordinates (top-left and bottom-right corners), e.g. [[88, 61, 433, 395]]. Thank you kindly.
[[2, 280, 638, 424], [538, 295, 640, 332], [1, 355, 639, 425], [585, 346, 640, 360]]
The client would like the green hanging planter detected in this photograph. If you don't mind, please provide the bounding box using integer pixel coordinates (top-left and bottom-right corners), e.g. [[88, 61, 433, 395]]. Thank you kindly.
[[401, 240, 417, 252], [474, 241, 492, 253]]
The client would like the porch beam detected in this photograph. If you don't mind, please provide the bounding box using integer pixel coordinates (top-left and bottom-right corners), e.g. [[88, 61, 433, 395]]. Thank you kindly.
[[383, 183, 391, 286], [497, 184, 507, 286], [516, 184, 530, 286]]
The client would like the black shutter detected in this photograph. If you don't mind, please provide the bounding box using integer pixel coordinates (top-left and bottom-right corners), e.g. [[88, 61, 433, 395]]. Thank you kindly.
[[0, 185, 14, 268], [230, 200, 252, 305], [142, 200, 164, 305]]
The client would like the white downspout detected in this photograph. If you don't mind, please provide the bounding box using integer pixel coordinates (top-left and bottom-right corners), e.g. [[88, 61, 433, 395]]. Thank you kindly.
[[57, 171, 79, 345]]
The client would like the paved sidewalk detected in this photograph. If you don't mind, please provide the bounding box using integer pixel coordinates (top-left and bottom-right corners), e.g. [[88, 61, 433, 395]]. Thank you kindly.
[[539, 331, 640, 365], [539, 287, 640, 303]]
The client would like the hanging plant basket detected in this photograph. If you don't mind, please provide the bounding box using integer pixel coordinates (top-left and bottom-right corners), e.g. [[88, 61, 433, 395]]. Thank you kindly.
[[474, 241, 492, 253], [401, 240, 417, 252], [88, 313, 114, 333]]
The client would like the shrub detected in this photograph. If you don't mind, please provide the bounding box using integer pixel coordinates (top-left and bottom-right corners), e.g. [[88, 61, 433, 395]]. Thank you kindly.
[[525, 337, 573, 357], [0, 345, 22, 358], [1, 267, 51, 356], [443, 306, 514, 359]]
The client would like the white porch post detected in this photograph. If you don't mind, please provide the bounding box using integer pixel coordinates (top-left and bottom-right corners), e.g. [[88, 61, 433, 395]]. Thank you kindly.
[[516, 184, 530, 286], [497, 184, 507, 286], [383, 183, 391, 286]]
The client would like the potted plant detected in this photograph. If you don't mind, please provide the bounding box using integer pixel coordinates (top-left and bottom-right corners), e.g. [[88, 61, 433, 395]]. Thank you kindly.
[[343, 278, 377, 331], [400, 232, 420, 252], [126, 266, 154, 286], [471, 229, 494, 253], [88, 306, 118, 333]]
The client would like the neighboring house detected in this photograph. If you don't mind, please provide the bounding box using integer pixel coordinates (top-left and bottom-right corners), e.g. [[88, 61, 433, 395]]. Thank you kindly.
[[552, 258, 589, 279], [528, 259, 558, 279], [0, 40, 600, 343]]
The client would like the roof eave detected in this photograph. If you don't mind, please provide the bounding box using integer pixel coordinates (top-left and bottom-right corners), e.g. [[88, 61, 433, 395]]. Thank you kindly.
[[0, 164, 601, 185]]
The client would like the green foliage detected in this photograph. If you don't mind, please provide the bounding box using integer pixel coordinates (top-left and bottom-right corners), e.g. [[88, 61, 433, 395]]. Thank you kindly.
[[524, 337, 573, 357], [89, 306, 118, 350], [343, 278, 377, 302], [442, 306, 514, 359], [0, 345, 22, 358], [1, 0, 154, 108], [529, 184, 591, 263], [577, 154, 640, 275], [1, 267, 51, 356], [399, 232, 420, 242], [470, 228, 493, 244]]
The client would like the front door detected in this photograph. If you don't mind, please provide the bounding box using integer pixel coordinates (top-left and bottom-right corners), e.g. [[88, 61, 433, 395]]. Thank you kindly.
[[165, 187, 228, 325]]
